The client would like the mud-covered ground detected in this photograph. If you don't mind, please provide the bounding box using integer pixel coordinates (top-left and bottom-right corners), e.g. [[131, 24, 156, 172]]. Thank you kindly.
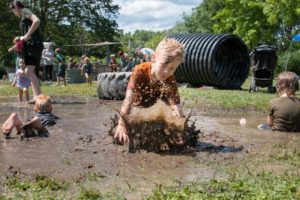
[[0, 96, 299, 199]]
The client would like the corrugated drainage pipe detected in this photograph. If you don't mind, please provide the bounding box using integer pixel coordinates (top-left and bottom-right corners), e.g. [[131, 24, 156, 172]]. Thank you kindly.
[[168, 33, 250, 89]]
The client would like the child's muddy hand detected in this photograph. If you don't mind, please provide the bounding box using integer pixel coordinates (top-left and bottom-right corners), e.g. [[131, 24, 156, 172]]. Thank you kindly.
[[114, 125, 129, 144]]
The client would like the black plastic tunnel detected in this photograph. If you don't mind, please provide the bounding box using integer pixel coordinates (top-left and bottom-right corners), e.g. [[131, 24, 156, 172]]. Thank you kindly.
[[168, 33, 250, 89]]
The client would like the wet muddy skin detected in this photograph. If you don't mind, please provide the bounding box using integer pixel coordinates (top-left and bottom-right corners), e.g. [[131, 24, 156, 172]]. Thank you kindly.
[[0, 96, 299, 199]]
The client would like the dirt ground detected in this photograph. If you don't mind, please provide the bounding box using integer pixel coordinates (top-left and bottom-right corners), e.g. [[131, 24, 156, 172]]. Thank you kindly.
[[0, 96, 299, 199]]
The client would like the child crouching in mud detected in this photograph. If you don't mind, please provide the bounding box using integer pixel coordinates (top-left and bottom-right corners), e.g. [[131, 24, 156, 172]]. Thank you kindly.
[[1, 94, 59, 139], [114, 38, 186, 146], [258, 71, 300, 132]]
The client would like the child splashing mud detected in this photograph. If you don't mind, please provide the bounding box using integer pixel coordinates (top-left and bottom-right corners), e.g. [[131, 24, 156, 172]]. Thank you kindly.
[[258, 71, 300, 132], [113, 38, 199, 151], [1, 94, 59, 140]]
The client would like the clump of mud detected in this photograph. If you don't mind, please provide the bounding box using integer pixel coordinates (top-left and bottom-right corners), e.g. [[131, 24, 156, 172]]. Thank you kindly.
[[108, 101, 200, 152]]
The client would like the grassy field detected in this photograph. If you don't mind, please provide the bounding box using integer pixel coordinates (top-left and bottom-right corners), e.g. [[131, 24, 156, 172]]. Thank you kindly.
[[0, 77, 278, 111]]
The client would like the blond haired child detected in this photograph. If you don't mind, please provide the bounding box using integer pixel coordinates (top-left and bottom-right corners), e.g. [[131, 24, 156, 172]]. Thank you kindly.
[[258, 71, 300, 132], [114, 38, 185, 144], [1, 94, 59, 139], [12, 58, 31, 102], [83, 57, 93, 86]]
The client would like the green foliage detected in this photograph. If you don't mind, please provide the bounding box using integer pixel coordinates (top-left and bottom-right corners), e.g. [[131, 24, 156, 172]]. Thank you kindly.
[[179, 0, 300, 51], [276, 50, 300, 75], [4, 174, 69, 199], [77, 187, 102, 200], [77, 186, 126, 200], [117, 30, 166, 55], [0, 0, 120, 62], [146, 172, 300, 199], [144, 33, 165, 50], [7, 175, 69, 192], [182, 0, 224, 34]]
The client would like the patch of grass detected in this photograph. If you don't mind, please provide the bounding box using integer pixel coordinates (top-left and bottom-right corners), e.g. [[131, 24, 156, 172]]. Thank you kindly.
[[86, 172, 105, 182], [180, 87, 274, 111], [77, 186, 126, 200], [3, 174, 69, 199], [271, 142, 300, 167], [77, 186, 102, 200], [0, 81, 97, 98], [146, 171, 300, 200]]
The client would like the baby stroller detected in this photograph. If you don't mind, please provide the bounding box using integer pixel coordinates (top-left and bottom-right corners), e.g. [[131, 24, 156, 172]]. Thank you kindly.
[[249, 45, 277, 93]]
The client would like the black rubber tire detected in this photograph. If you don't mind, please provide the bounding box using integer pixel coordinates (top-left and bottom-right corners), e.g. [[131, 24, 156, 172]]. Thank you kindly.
[[97, 72, 131, 100]]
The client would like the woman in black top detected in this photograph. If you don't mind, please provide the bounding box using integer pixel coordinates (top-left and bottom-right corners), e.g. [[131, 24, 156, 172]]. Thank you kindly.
[[10, 0, 43, 103]]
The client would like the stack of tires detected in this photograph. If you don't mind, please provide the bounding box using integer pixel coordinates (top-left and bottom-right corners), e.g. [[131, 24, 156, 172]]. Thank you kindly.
[[97, 72, 131, 100]]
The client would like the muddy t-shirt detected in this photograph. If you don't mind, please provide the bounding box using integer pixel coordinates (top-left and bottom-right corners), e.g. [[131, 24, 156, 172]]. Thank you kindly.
[[127, 62, 180, 107], [268, 97, 300, 132]]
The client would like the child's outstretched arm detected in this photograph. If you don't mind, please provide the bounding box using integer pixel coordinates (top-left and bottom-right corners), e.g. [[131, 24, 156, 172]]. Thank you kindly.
[[114, 89, 136, 144]]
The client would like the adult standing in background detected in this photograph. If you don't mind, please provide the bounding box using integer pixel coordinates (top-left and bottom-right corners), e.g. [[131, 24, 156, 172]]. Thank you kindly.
[[10, 0, 43, 103], [42, 43, 55, 84]]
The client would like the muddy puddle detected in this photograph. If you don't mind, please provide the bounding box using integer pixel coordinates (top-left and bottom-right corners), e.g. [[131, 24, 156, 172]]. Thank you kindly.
[[0, 96, 299, 199]]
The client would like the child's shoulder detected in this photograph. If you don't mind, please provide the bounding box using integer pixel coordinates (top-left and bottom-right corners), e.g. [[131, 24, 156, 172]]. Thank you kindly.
[[133, 62, 151, 72]]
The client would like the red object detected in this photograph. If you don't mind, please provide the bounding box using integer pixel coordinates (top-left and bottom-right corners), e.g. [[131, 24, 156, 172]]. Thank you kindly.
[[15, 40, 25, 54]]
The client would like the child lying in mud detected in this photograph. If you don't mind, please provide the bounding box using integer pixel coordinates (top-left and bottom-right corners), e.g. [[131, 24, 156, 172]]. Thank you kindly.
[[258, 71, 300, 132], [114, 38, 186, 145], [1, 94, 59, 139]]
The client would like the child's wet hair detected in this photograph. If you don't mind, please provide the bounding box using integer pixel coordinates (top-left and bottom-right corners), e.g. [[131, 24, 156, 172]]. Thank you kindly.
[[276, 71, 299, 95], [155, 38, 185, 63], [34, 95, 52, 113]]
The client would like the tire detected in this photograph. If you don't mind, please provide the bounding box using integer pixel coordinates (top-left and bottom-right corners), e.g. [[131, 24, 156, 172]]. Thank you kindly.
[[97, 72, 132, 100]]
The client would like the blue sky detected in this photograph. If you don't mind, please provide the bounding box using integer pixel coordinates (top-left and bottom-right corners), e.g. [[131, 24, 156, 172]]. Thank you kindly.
[[113, 0, 201, 33]]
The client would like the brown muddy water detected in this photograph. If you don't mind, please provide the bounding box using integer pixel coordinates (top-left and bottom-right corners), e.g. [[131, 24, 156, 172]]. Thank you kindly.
[[0, 96, 299, 199]]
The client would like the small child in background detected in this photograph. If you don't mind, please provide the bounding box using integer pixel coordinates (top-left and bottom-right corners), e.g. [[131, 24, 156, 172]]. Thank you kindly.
[[12, 58, 31, 102], [109, 54, 118, 72], [1, 94, 59, 140], [82, 57, 93, 86], [54, 48, 66, 87], [258, 71, 300, 132]]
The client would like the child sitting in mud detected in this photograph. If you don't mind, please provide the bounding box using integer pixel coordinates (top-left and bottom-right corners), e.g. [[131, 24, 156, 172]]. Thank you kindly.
[[114, 38, 186, 145], [1, 94, 59, 139], [258, 71, 300, 132]]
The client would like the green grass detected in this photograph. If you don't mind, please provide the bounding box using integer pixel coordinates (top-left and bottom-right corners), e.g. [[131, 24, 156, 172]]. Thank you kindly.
[[0, 77, 279, 111], [0, 81, 98, 98], [146, 171, 300, 200], [3, 175, 70, 199]]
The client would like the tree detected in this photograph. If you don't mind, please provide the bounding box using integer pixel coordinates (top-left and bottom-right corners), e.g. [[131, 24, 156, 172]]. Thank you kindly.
[[212, 0, 300, 50], [0, 0, 120, 62], [182, 0, 224, 34]]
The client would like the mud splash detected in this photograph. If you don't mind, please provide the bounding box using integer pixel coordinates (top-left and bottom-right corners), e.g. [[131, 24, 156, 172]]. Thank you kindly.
[[108, 101, 201, 152]]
